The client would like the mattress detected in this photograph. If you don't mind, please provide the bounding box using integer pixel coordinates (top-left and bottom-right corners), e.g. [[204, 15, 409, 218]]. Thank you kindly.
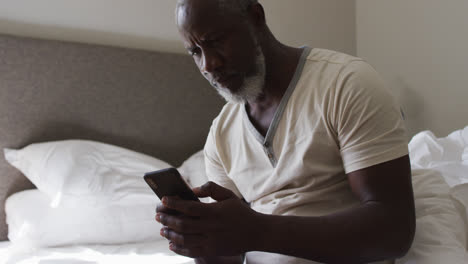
[[0, 240, 195, 264]]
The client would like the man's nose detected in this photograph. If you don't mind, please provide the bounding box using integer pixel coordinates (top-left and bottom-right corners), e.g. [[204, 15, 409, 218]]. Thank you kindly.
[[201, 50, 223, 74]]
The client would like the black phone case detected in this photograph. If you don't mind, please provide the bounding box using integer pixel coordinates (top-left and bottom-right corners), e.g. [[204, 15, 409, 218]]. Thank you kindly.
[[144, 167, 199, 202]]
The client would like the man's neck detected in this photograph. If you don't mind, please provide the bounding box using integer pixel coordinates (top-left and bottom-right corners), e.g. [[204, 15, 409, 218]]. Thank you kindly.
[[247, 41, 303, 110], [245, 41, 304, 136]]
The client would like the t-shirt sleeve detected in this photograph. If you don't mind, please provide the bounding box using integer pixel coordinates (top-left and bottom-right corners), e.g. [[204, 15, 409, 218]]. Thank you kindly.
[[204, 123, 244, 199], [334, 60, 409, 173]]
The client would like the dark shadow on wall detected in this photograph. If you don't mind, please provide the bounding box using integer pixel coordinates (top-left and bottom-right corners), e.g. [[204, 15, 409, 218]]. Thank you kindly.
[[392, 77, 427, 139]]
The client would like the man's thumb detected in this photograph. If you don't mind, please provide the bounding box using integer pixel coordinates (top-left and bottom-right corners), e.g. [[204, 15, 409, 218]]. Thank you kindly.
[[193, 181, 236, 201]]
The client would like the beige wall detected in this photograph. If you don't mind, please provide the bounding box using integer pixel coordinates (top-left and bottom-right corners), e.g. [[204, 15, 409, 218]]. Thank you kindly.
[[263, 0, 356, 55], [356, 0, 468, 137], [4, 0, 466, 137], [0, 0, 356, 55]]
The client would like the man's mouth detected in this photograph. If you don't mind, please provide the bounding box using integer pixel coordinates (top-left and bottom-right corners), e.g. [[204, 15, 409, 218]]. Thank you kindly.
[[211, 75, 234, 87], [213, 74, 236, 85]]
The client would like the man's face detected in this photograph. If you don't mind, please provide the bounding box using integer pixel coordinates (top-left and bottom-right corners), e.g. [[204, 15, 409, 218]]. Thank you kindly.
[[177, 0, 265, 103]]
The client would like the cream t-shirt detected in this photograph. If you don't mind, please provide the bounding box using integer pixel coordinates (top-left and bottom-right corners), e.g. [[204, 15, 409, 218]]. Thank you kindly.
[[204, 47, 408, 264]]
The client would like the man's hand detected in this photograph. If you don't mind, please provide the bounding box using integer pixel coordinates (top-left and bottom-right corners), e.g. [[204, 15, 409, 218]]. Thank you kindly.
[[155, 181, 258, 259]]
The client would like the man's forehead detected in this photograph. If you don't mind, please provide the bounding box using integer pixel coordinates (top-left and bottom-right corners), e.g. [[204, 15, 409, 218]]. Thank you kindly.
[[177, 0, 222, 21], [177, 0, 239, 35]]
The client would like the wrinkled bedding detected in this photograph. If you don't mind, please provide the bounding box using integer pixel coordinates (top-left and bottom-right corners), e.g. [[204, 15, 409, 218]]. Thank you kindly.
[[1, 127, 468, 264], [409, 126, 468, 236], [0, 240, 194, 264]]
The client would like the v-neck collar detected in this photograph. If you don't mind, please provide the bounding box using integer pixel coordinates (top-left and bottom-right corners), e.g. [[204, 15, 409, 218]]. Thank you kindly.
[[242, 46, 312, 166]]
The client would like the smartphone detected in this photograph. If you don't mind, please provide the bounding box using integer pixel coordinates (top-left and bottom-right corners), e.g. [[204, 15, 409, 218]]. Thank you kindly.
[[144, 167, 200, 202]]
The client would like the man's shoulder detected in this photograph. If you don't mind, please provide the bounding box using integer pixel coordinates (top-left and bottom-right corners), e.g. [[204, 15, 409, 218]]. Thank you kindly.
[[301, 48, 380, 92], [297, 48, 371, 99], [208, 102, 243, 137], [306, 48, 363, 66]]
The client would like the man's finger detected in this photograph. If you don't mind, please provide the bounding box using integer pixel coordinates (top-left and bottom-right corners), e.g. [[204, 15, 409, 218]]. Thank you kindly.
[[157, 213, 204, 234], [162, 196, 210, 216], [161, 227, 206, 247], [169, 243, 205, 258], [193, 181, 237, 201], [156, 202, 172, 213]]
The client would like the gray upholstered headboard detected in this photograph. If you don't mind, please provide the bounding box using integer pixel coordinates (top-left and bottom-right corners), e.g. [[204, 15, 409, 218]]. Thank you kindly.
[[0, 34, 224, 240]]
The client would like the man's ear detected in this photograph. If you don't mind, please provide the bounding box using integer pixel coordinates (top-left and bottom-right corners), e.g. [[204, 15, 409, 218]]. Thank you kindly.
[[248, 3, 266, 27]]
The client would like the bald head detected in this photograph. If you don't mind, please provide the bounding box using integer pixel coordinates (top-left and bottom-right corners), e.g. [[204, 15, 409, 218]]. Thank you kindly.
[[176, 0, 258, 24], [218, 0, 259, 15]]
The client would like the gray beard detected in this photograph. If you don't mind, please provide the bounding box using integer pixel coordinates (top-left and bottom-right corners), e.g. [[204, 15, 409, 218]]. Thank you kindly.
[[211, 48, 266, 104]]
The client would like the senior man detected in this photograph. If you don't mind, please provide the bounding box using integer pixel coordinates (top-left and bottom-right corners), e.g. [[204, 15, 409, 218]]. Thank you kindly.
[[156, 0, 416, 263]]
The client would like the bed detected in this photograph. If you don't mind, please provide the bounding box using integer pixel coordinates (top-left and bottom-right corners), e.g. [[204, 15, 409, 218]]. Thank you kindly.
[[0, 33, 467, 264], [0, 240, 194, 264], [0, 33, 222, 263]]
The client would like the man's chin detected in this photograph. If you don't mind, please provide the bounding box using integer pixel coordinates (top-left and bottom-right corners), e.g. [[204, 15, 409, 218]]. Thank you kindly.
[[215, 86, 247, 104], [211, 67, 265, 104], [215, 83, 264, 104], [214, 75, 243, 92], [211, 79, 247, 103]]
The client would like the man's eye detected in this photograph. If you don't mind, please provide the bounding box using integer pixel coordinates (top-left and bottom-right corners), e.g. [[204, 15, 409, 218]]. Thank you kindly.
[[189, 48, 201, 57]]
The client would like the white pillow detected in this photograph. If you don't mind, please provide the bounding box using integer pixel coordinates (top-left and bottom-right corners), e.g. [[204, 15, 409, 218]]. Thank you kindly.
[[178, 150, 209, 203], [178, 150, 208, 188], [5, 189, 163, 247], [409, 127, 468, 187], [4, 140, 171, 205]]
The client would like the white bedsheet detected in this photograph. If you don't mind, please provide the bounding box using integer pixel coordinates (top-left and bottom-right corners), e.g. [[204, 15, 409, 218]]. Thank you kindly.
[[2, 127, 467, 264], [0, 240, 195, 264]]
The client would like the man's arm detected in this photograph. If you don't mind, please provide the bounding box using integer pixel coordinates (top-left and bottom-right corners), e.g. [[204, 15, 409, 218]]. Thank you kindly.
[[252, 155, 416, 263], [157, 155, 415, 263]]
